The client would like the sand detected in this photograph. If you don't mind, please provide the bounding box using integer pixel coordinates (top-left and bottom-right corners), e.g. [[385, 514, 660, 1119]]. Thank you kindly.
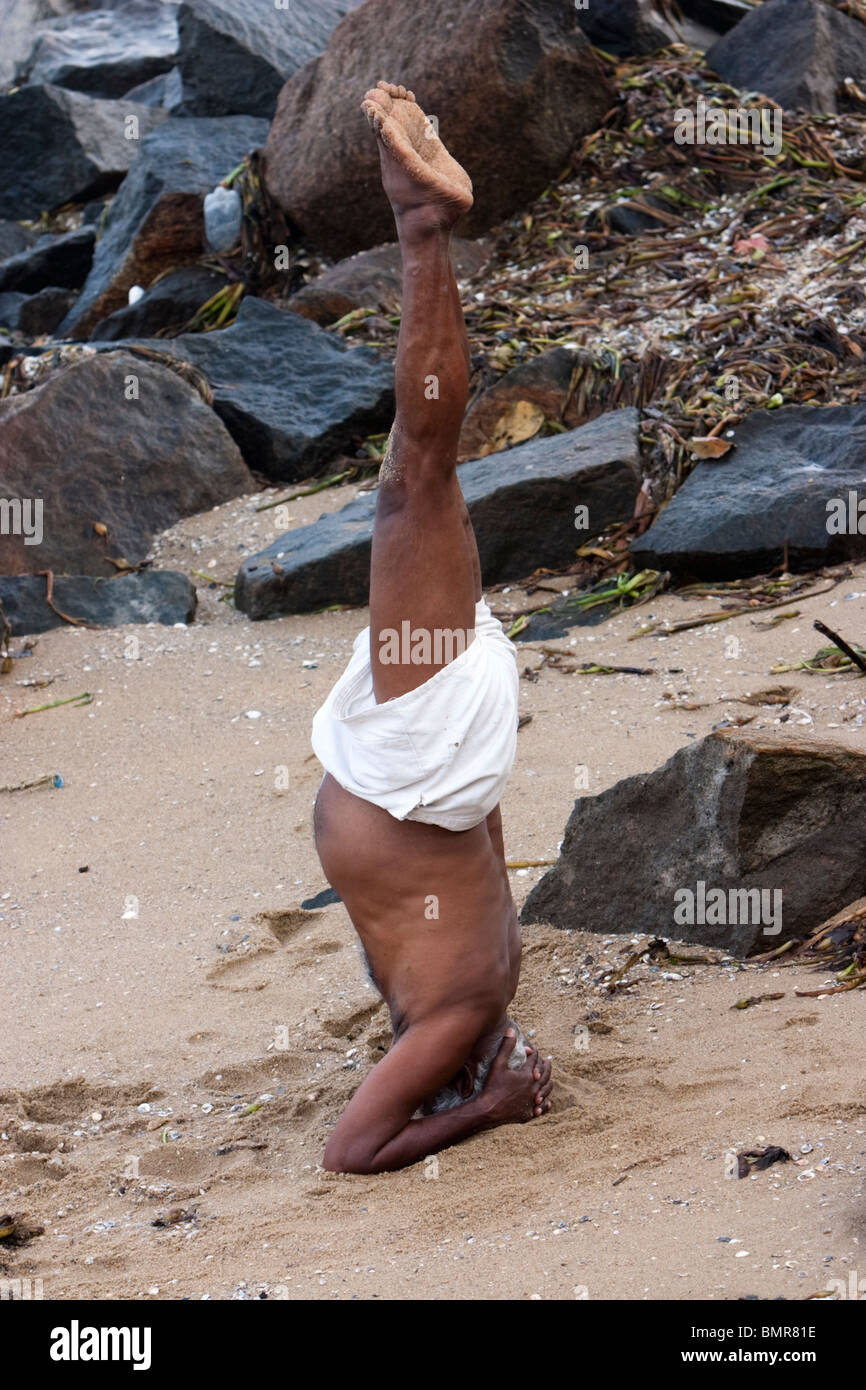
[[2, 482, 865, 1301]]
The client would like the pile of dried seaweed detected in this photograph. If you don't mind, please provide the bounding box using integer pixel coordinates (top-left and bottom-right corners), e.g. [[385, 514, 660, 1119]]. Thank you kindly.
[[755, 897, 866, 994]]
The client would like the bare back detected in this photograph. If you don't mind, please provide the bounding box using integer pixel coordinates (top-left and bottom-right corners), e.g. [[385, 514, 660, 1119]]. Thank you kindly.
[[314, 773, 520, 1038]]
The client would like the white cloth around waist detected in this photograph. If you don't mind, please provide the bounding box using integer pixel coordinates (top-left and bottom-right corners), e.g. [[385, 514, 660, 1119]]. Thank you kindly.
[[311, 597, 518, 831]]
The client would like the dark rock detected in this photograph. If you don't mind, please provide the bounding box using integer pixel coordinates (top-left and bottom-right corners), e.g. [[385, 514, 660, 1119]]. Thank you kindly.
[[124, 65, 185, 112], [0, 220, 38, 261], [0, 350, 252, 576], [0, 334, 15, 365], [0, 226, 95, 293], [176, 0, 365, 118], [576, 0, 751, 55], [679, 0, 753, 36], [521, 729, 866, 956], [290, 237, 488, 327], [0, 293, 29, 329], [575, 0, 679, 56], [17, 285, 78, 335], [705, 0, 866, 114], [93, 296, 395, 481], [235, 407, 641, 619], [0, 84, 168, 221], [58, 115, 269, 338], [0, 571, 197, 635], [89, 266, 228, 341], [631, 403, 866, 580], [301, 886, 342, 910], [590, 190, 682, 237], [15, 4, 179, 99], [0, 285, 72, 336], [264, 0, 614, 259]]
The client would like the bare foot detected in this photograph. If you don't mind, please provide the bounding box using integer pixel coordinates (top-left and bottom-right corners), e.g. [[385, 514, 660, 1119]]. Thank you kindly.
[[361, 80, 473, 229]]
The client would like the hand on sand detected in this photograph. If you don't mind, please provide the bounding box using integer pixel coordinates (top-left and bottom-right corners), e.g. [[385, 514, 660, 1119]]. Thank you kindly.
[[478, 1030, 553, 1128], [361, 80, 473, 226]]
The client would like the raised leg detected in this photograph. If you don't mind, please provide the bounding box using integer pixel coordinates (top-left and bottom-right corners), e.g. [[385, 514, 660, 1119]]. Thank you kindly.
[[362, 82, 481, 704]]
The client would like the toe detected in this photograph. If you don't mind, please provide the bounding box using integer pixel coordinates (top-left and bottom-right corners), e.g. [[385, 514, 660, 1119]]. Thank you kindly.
[[366, 86, 392, 112]]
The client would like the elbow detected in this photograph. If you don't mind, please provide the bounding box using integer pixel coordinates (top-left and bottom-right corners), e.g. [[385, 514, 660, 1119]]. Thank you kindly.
[[322, 1138, 377, 1175]]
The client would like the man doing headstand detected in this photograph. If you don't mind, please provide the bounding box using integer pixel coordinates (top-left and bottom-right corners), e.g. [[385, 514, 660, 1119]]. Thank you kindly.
[[312, 82, 552, 1174]]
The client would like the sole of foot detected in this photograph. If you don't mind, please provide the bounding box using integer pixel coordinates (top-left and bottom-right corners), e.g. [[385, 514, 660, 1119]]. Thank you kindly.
[[361, 79, 474, 228]]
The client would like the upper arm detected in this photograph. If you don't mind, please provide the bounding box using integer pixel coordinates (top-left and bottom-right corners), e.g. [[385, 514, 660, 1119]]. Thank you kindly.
[[322, 1008, 483, 1171]]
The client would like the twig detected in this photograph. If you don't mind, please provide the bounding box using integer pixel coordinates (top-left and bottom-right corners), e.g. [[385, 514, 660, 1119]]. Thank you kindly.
[[813, 619, 866, 675]]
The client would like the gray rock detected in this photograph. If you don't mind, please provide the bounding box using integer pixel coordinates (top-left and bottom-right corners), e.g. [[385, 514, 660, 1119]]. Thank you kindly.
[[0, 226, 95, 293], [91, 296, 396, 482], [15, 3, 179, 99], [521, 729, 866, 956], [705, 0, 866, 114], [123, 65, 185, 111], [0, 0, 77, 88], [176, 0, 365, 118], [89, 265, 228, 341], [235, 407, 641, 619], [0, 84, 169, 221], [58, 114, 268, 337], [631, 403, 866, 580], [203, 183, 242, 253], [0, 571, 197, 635], [0, 350, 252, 575]]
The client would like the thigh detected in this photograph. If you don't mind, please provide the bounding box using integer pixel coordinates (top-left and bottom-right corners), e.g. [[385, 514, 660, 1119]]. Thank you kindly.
[[369, 471, 478, 703]]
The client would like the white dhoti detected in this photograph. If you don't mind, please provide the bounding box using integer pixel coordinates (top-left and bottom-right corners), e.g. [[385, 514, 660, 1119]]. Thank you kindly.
[[311, 597, 519, 832]]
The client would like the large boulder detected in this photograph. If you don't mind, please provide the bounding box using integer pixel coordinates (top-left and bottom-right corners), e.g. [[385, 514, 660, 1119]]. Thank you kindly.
[[706, 0, 866, 114], [0, 350, 253, 576], [0, 226, 95, 293], [0, 0, 76, 87], [0, 84, 169, 220], [175, 0, 365, 118], [0, 571, 197, 635], [522, 730, 866, 956], [58, 115, 269, 338], [264, 0, 614, 260], [631, 403, 866, 580], [89, 265, 228, 340], [91, 296, 396, 481], [14, 3, 179, 99], [289, 237, 488, 327], [235, 407, 641, 619]]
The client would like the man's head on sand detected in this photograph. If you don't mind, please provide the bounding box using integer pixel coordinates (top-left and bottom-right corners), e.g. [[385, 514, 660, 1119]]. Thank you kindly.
[[422, 1021, 529, 1115]]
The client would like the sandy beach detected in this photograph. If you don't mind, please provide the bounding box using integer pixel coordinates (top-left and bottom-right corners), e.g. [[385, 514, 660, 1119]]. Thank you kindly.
[[2, 485, 864, 1301]]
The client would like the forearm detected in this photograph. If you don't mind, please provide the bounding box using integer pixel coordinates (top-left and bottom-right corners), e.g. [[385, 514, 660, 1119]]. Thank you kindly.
[[325, 1094, 490, 1175]]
